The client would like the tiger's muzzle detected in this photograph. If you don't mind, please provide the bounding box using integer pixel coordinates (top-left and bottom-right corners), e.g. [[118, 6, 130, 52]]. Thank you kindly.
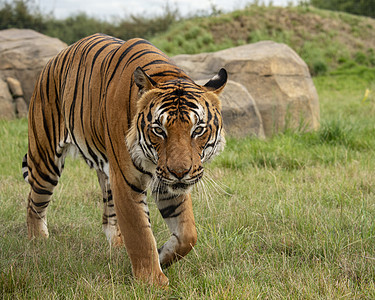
[[156, 165, 204, 195]]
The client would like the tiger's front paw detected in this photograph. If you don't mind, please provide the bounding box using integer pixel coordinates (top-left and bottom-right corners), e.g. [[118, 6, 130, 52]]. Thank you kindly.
[[133, 268, 169, 287], [103, 223, 124, 247]]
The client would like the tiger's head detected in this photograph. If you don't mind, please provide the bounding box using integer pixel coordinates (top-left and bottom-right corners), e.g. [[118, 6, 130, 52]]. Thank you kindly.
[[127, 67, 227, 195]]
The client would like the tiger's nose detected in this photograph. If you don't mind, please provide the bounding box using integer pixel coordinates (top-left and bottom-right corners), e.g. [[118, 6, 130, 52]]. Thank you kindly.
[[167, 166, 191, 180]]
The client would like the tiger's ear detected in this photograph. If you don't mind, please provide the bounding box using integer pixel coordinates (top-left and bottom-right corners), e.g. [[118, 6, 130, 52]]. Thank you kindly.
[[134, 66, 156, 92], [203, 68, 227, 94]]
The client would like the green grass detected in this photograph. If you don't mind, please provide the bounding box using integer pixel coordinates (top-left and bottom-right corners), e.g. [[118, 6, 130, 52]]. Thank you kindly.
[[1, 69, 375, 298]]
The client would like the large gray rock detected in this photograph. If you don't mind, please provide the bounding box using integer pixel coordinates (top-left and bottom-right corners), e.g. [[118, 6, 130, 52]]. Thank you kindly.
[[0, 29, 67, 110], [173, 41, 320, 137]]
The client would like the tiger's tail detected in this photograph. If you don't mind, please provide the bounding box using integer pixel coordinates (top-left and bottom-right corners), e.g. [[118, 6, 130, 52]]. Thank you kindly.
[[22, 154, 29, 183]]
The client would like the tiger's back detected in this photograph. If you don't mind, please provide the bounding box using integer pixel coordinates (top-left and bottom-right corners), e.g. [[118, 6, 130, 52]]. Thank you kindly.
[[24, 33, 227, 286], [29, 34, 189, 174]]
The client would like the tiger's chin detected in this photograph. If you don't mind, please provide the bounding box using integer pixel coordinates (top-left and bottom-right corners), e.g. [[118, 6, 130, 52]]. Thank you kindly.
[[155, 176, 202, 197], [157, 180, 191, 196], [168, 182, 194, 195]]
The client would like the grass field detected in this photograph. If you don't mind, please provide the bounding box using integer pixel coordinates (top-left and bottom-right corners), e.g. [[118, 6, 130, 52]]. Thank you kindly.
[[1, 68, 375, 298]]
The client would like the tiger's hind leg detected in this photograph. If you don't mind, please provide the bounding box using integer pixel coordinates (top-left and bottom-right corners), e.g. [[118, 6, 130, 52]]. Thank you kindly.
[[96, 170, 123, 247], [24, 137, 69, 239]]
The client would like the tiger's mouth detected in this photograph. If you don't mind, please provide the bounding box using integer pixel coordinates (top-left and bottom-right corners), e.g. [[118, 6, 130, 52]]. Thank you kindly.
[[171, 182, 190, 190], [167, 181, 194, 195], [157, 172, 203, 195]]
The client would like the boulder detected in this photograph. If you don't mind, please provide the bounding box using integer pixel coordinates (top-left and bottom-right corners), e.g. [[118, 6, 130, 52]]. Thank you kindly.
[[7, 77, 28, 118], [0, 29, 67, 111], [173, 41, 320, 137], [6, 77, 23, 97], [197, 79, 265, 138], [0, 78, 15, 119]]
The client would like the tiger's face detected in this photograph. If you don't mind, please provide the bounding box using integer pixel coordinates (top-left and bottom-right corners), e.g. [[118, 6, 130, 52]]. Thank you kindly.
[[127, 67, 227, 195]]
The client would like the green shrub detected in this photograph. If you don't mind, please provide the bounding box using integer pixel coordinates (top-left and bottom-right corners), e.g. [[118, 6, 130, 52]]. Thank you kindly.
[[354, 51, 368, 65], [0, 0, 179, 44], [311, 59, 328, 76], [0, 0, 45, 31]]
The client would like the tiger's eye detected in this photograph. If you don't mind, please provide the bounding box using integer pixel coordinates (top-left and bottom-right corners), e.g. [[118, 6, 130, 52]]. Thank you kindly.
[[153, 126, 164, 136], [195, 127, 203, 134], [193, 126, 205, 137]]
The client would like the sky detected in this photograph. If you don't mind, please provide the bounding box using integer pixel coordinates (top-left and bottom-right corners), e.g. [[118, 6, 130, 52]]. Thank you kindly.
[[35, 0, 298, 20]]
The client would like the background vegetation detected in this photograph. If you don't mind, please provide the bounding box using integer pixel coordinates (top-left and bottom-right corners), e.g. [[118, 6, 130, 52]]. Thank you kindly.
[[0, 0, 179, 44], [310, 0, 375, 18], [1, 0, 375, 298], [1, 0, 375, 76]]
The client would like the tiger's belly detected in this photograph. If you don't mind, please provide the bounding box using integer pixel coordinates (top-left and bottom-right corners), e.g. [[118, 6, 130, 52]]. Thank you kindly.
[[80, 145, 109, 176], [63, 135, 110, 177]]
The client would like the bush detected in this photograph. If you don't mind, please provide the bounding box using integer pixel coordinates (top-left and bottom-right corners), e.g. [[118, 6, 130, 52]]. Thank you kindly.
[[354, 51, 368, 65], [311, 59, 328, 76], [0, 0, 179, 44], [0, 0, 45, 31]]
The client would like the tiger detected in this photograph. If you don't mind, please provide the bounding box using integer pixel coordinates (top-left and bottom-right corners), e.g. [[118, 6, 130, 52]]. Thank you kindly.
[[22, 33, 227, 286]]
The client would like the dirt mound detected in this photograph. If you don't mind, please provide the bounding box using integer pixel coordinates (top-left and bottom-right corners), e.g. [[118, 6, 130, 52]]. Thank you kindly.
[[210, 6, 375, 54]]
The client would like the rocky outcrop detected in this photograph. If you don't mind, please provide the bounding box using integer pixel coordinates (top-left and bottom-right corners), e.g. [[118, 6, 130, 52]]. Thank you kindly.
[[0, 29, 67, 119], [173, 41, 320, 137]]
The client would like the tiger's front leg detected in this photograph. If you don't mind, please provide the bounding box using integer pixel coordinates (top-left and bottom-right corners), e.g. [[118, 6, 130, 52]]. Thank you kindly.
[[111, 173, 168, 286], [155, 191, 197, 267]]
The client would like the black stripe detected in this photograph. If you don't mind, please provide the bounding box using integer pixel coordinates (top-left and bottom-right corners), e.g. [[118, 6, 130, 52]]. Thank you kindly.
[[127, 79, 134, 129], [157, 194, 178, 201], [166, 211, 182, 219], [31, 185, 53, 196], [103, 193, 113, 203], [22, 154, 27, 163], [87, 143, 100, 167], [104, 213, 117, 218], [27, 168, 47, 189], [125, 49, 163, 68], [105, 122, 146, 194], [172, 233, 181, 243], [159, 202, 183, 219], [30, 198, 49, 208], [28, 205, 43, 219], [138, 199, 147, 206], [137, 113, 156, 163], [107, 39, 153, 88], [131, 159, 153, 177], [150, 70, 184, 79], [142, 59, 174, 70], [29, 102, 61, 178], [34, 166, 58, 186], [27, 153, 58, 186]]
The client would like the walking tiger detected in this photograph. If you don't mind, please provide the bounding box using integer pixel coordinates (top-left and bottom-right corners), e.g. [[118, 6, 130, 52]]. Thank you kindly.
[[22, 33, 227, 286]]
